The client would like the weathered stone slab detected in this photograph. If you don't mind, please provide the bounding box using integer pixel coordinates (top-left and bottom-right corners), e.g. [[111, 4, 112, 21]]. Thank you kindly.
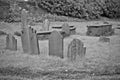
[[21, 27, 40, 54], [49, 30, 63, 58], [21, 27, 32, 53], [67, 39, 86, 62], [31, 29, 40, 54], [62, 23, 70, 36], [6, 34, 17, 51], [42, 19, 50, 31], [87, 24, 113, 36]]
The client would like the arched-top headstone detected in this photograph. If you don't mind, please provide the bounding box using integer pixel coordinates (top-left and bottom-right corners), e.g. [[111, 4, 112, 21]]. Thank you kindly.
[[67, 39, 86, 62], [62, 23, 70, 36], [49, 30, 63, 58]]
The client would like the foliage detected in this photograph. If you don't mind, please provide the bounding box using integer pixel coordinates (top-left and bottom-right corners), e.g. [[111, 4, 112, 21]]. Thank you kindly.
[[35, 0, 120, 19], [0, 0, 120, 22]]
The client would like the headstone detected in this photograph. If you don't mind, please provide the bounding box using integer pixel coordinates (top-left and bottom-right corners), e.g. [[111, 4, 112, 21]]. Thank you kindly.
[[67, 39, 86, 62], [49, 31, 63, 58], [62, 23, 70, 36], [21, 9, 28, 30], [21, 27, 40, 54], [31, 29, 40, 54], [42, 19, 50, 31], [21, 27, 32, 54], [6, 34, 17, 51]]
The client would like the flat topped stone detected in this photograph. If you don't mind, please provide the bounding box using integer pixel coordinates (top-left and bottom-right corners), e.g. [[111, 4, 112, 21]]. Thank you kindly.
[[37, 30, 65, 35], [87, 22, 113, 36], [88, 23, 112, 28], [52, 25, 74, 29]]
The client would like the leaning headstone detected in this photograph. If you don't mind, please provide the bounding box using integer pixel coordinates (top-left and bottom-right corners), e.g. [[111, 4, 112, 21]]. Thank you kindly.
[[21, 27, 32, 54], [42, 19, 50, 31], [62, 23, 70, 36], [49, 30, 63, 58], [67, 39, 86, 62], [6, 34, 17, 51], [30, 28, 40, 54]]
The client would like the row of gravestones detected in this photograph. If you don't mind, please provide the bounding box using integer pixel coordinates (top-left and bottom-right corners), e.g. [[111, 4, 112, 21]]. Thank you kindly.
[[5, 30, 86, 62], [5, 9, 86, 62], [21, 9, 86, 61]]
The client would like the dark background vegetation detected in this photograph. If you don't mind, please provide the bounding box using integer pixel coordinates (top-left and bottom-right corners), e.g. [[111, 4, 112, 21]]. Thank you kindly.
[[0, 0, 120, 22]]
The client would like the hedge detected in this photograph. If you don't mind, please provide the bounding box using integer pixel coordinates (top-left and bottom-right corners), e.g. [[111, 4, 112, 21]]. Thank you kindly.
[[0, 0, 120, 22]]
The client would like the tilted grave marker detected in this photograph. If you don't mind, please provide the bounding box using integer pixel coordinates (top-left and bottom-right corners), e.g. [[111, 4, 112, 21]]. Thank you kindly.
[[42, 19, 50, 31], [6, 34, 17, 51], [30, 28, 40, 54], [67, 39, 86, 62], [49, 30, 63, 58], [21, 27, 32, 53], [62, 23, 70, 36], [21, 27, 40, 54]]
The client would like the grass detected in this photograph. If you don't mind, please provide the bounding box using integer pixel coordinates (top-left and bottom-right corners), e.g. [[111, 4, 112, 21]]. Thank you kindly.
[[0, 64, 120, 80], [90, 64, 120, 76]]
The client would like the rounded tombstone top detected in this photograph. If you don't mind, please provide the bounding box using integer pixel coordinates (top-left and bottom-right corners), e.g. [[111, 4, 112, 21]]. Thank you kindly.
[[50, 30, 63, 39], [62, 23, 69, 27]]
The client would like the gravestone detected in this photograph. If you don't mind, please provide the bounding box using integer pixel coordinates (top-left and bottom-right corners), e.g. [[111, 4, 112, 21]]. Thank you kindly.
[[21, 27, 32, 53], [49, 31, 63, 58], [21, 9, 40, 54], [62, 23, 70, 36], [42, 19, 50, 31], [30, 28, 40, 54], [6, 34, 17, 51], [21, 27, 40, 54], [67, 39, 86, 62]]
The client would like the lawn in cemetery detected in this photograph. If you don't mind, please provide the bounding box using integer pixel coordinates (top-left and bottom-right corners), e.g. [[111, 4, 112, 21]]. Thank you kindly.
[[0, 18, 120, 80]]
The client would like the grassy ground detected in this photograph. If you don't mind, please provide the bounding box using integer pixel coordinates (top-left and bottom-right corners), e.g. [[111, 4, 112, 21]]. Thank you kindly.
[[0, 20, 120, 80]]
